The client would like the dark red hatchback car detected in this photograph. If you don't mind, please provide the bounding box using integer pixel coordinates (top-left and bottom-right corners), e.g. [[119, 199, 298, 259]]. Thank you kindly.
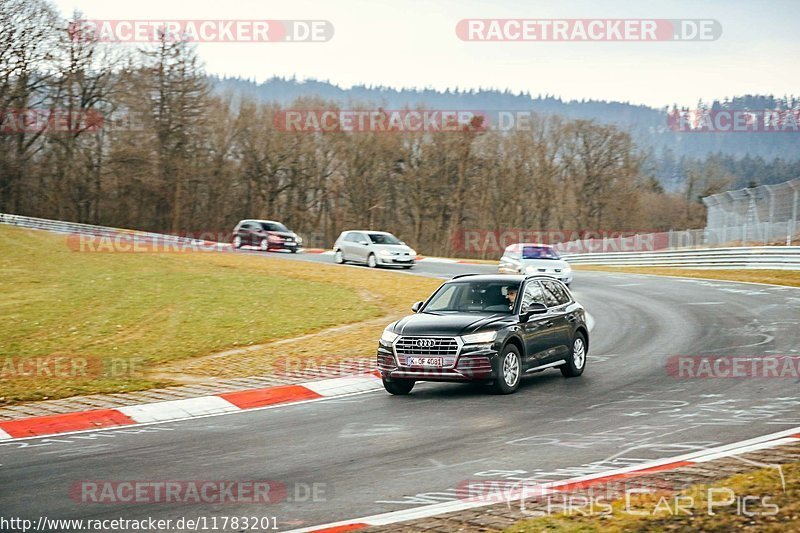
[[231, 219, 302, 252]]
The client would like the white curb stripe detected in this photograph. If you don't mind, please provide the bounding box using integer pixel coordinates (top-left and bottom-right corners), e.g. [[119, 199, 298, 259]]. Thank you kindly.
[[692, 437, 800, 462], [0, 428, 12, 440], [303, 375, 383, 397], [418, 257, 458, 263], [118, 396, 240, 423]]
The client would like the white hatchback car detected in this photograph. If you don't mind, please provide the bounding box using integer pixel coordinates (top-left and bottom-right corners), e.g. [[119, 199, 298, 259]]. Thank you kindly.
[[498, 243, 573, 285], [333, 230, 416, 268]]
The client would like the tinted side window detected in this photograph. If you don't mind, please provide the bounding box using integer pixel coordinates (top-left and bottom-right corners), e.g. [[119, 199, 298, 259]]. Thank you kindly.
[[553, 282, 572, 305], [344, 232, 357, 242], [542, 280, 570, 306], [521, 281, 546, 310], [540, 281, 560, 306]]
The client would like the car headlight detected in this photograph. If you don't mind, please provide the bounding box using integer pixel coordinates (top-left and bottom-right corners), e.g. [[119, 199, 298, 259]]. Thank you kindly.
[[381, 328, 399, 343], [461, 331, 497, 344], [296, 236, 303, 244], [409, 249, 417, 256], [379, 249, 394, 257], [562, 265, 571, 273]]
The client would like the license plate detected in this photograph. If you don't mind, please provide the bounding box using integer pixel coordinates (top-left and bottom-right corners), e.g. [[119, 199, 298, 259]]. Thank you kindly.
[[407, 357, 443, 367]]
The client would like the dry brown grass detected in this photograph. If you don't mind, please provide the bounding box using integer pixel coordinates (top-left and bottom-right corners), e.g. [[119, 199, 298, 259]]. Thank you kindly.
[[151, 254, 443, 381]]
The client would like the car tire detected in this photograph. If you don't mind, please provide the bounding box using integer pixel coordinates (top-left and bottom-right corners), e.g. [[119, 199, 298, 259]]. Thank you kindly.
[[290, 248, 297, 254], [259, 238, 269, 252], [402, 265, 413, 269], [561, 332, 587, 377], [334, 249, 345, 264], [367, 253, 378, 268], [492, 344, 522, 394], [233, 236, 242, 249], [383, 378, 415, 395]]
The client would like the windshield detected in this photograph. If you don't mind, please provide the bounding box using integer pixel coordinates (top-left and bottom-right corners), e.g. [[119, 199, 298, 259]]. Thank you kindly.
[[260, 222, 289, 232], [522, 246, 560, 260], [424, 280, 521, 314], [369, 233, 402, 245]]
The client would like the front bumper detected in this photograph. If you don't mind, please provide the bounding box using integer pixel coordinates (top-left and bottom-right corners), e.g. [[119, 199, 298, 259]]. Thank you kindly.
[[377, 341, 497, 382], [269, 241, 298, 251], [377, 255, 415, 266]]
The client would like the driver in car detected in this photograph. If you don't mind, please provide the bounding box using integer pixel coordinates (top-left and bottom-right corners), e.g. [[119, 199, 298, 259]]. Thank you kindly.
[[505, 286, 518, 311]]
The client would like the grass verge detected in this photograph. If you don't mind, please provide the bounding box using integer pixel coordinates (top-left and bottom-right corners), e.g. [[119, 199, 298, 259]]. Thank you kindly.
[[574, 265, 800, 288], [506, 461, 798, 532], [0, 226, 441, 403]]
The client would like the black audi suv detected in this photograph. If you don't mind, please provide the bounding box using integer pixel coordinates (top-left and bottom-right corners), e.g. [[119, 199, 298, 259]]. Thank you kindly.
[[377, 274, 588, 395]]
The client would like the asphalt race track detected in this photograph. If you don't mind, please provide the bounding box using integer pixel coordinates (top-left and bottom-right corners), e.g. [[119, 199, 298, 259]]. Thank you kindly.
[[2, 251, 800, 531]]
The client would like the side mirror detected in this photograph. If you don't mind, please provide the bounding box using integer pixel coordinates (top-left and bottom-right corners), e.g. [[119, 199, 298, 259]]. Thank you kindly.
[[519, 303, 547, 322], [411, 301, 423, 312], [359, 240, 370, 245]]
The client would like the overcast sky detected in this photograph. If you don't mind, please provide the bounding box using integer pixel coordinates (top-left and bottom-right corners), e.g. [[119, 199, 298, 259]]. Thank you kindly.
[[52, 0, 799, 108]]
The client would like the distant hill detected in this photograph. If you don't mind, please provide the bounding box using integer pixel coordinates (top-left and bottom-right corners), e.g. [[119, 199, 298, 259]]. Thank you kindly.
[[212, 76, 800, 189]]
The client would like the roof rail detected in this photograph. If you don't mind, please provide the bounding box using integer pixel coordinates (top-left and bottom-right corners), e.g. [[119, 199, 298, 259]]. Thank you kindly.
[[451, 273, 481, 279]]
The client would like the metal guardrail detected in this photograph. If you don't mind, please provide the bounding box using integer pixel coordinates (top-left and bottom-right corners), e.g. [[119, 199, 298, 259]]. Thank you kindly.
[[0, 213, 320, 251], [562, 246, 800, 270], [0, 213, 225, 247], [3, 213, 800, 269]]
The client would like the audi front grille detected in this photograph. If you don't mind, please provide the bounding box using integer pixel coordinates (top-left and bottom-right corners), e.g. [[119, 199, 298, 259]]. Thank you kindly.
[[394, 336, 461, 368]]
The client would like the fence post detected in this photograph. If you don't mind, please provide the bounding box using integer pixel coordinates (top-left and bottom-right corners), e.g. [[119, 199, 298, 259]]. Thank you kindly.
[[792, 184, 799, 246], [765, 186, 774, 245], [721, 209, 727, 244]]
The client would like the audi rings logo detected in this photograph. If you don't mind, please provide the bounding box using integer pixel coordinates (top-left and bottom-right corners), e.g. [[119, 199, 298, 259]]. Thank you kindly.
[[416, 339, 436, 348]]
